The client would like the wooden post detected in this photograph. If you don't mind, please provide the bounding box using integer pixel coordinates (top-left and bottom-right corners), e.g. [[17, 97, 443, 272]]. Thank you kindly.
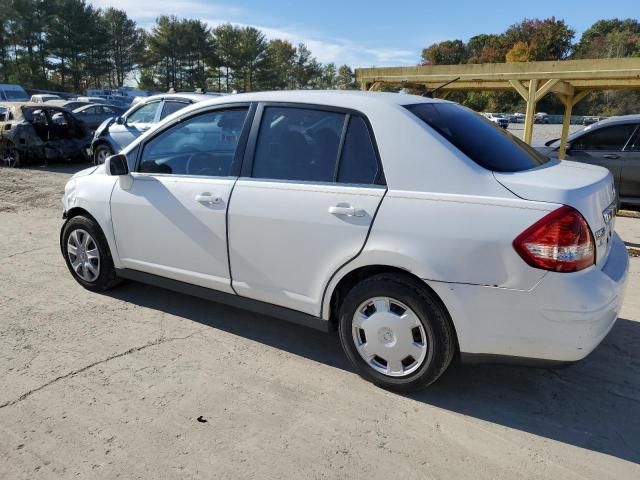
[[558, 95, 573, 160], [523, 79, 538, 144]]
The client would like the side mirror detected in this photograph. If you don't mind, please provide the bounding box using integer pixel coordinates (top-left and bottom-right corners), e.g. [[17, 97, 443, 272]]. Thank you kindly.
[[105, 154, 129, 176]]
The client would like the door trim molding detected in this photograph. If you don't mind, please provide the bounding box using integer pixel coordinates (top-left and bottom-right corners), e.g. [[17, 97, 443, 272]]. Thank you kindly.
[[116, 268, 329, 332]]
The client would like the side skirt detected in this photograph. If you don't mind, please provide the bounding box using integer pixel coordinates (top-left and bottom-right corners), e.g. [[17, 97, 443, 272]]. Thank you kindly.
[[116, 268, 329, 333]]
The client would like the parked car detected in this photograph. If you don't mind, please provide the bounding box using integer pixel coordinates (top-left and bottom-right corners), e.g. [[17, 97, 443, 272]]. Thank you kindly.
[[0, 83, 29, 102], [0, 102, 91, 167], [537, 114, 640, 205], [45, 99, 94, 111], [76, 96, 110, 105], [508, 112, 525, 123], [90, 92, 220, 164], [581, 116, 601, 126], [72, 104, 124, 130], [534, 112, 550, 124], [30, 93, 62, 103], [483, 112, 509, 128], [60, 91, 628, 391]]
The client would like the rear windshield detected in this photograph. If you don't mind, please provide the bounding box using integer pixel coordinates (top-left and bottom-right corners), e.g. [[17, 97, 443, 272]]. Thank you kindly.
[[405, 103, 549, 172]]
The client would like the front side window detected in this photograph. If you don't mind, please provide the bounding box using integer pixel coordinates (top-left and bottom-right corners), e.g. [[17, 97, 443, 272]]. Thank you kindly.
[[139, 108, 249, 176], [406, 103, 549, 173], [572, 124, 637, 151], [127, 102, 160, 124], [252, 107, 345, 182]]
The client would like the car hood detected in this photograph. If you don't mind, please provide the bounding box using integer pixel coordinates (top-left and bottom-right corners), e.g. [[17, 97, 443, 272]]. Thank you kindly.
[[70, 166, 98, 180]]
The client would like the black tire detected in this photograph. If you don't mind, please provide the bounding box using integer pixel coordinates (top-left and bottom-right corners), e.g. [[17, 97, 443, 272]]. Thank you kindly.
[[2, 142, 22, 168], [338, 273, 456, 391], [61, 215, 122, 291], [93, 144, 112, 165]]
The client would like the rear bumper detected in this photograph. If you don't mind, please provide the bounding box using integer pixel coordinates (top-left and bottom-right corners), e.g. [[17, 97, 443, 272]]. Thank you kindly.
[[428, 232, 629, 363]]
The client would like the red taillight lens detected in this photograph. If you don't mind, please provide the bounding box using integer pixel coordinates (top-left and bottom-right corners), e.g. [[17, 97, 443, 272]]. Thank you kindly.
[[513, 206, 595, 272]]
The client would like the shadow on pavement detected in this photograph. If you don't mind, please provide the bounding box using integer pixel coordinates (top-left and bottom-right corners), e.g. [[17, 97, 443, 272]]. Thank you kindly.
[[107, 281, 640, 464], [22, 161, 93, 175]]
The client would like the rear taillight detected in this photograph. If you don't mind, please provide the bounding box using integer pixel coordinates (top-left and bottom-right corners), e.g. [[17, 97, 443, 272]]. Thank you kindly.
[[513, 206, 595, 272]]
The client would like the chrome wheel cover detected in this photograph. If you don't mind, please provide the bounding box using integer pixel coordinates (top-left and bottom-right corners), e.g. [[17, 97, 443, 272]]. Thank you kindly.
[[352, 297, 428, 377], [67, 229, 100, 282]]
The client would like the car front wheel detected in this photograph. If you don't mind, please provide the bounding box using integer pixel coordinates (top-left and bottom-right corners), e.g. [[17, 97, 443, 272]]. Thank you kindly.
[[61, 215, 121, 291], [93, 144, 112, 165], [338, 273, 456, 391]]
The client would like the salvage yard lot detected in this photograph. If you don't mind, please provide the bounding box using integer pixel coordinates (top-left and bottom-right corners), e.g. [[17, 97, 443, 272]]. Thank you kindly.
[[1, 163, 639, 479]]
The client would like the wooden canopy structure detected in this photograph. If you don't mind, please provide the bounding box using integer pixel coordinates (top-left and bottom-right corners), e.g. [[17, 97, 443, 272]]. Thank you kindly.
[[355, 58, 640, 158]]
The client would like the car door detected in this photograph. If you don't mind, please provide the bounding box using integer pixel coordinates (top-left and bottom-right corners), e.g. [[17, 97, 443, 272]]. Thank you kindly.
[[109, 100, 162, 151], [620, 125, 640, 199], [227, 104, 386, 316], [78, 105, 102, 129], [565, 123, 638, 193], [110, 105, 253, 292]]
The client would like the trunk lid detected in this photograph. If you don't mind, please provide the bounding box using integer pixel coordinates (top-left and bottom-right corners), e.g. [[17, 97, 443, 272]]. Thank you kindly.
[[494, 159, 617, 266]]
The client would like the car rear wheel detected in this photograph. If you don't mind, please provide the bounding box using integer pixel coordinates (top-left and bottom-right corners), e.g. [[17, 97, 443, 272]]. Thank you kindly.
[[338, 273, 456, 391], [2, 142, 22, 168], [61, 215, 122, 291], [93, 144, 112, 165]]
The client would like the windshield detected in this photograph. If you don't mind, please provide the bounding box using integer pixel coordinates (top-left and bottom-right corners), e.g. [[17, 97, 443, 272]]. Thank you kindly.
[[4, 89, 29, 101], [406, 103, 550, 173]]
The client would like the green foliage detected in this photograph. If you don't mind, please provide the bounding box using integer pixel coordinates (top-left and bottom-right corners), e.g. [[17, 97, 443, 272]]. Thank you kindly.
[[419, 16, 638, 115], [421, 39, 467, 65]]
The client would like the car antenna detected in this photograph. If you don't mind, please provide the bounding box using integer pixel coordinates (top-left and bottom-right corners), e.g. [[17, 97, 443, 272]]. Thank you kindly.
[[422, 77, 460, 98]]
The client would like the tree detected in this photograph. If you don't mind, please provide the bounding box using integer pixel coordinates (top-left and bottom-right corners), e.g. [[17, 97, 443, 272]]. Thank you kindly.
[[502, 17, 574, 61], [213, 23, 241, 92], [103, 8, 144, 87], [336, 64, 357, 90], [233, 26, 267, 91], [260, 39, 296, 90], [292, 43, 321, 88], [421, 40, 467, 65], [574, 18, 640, 58], [505, 41, 531, 62]]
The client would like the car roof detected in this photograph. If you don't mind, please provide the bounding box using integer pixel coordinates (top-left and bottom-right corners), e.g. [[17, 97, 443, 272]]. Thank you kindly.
[[136, 92, 222, 104], [585, 114, 640, 128], [175, 90, 445, 114], [74, 104, 120, 111]]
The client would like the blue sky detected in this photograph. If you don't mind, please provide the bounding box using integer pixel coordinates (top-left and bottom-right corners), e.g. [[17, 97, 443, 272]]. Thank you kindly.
[[90, 0, 637, 66]]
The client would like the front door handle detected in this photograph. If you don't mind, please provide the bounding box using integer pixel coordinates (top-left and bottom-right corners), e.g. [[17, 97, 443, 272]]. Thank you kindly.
[[329, 205, 365, 217], [604, 154, 620, 159], [195, 193, 223, 205]]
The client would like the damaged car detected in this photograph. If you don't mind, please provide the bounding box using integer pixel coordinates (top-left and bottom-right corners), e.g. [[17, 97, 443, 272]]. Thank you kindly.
[[0, 102, 92, 167]]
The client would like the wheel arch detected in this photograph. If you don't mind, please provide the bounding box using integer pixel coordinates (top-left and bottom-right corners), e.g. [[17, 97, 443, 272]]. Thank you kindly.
[[325, 264, 459, 351]]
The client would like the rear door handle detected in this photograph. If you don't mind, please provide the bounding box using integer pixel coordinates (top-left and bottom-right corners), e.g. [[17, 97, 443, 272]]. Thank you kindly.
[[604, 154, 620, 159], [195, 193, 223, 205], [329, 205, 365, 217]]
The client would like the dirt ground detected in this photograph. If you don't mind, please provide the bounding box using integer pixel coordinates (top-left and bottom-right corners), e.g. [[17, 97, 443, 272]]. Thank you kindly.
[[1, 163, 639, 480]]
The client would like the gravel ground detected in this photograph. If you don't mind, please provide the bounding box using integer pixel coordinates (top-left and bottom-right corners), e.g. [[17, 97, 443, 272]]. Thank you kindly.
[[1, 163, 639, 479]]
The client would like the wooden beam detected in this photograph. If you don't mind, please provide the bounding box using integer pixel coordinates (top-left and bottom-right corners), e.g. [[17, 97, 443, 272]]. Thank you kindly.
[[571, 90, 592, 106], [523, 79, 538, 144], [535, 79, 560, 102], [550, 80, 575, 97], [509, 80, 529, 101]]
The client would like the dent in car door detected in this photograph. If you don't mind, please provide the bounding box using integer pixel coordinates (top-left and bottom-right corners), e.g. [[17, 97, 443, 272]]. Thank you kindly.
[[110, 107, 253, 292], [228, 105, 385, 316]]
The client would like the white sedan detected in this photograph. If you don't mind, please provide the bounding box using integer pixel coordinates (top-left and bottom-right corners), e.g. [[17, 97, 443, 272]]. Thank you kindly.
[[60, 91, 629, 391]]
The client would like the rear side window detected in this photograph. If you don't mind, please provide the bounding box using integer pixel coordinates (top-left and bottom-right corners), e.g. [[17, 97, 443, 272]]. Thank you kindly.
[[337, 116, 379, 184], [572, 124, 637, 151], [252, 107, 345, 182], [405, 103, 549, 172], [160, 100, 189, 120]]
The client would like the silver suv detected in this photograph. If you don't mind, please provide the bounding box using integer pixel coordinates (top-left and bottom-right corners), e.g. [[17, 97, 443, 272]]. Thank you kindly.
[[90, 93, 221, 164]]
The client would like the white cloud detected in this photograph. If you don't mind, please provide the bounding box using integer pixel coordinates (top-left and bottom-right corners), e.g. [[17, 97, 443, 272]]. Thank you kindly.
[[88, 0, 417, 67]]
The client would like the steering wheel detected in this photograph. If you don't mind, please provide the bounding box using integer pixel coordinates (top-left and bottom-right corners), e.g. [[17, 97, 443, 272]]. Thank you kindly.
[[185, 151, 223, 177]]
